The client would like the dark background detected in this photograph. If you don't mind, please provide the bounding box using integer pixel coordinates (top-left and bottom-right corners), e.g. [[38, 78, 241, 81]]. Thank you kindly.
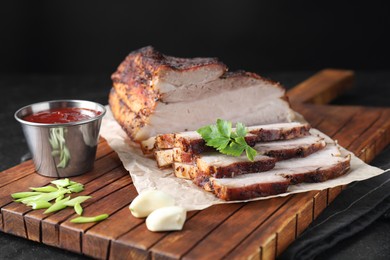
[[1, 0, 389, 75]]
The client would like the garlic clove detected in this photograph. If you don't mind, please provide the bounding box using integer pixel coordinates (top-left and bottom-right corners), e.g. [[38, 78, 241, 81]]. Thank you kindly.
[[146, 206, 187, 232], [129, 190, 175, 218]]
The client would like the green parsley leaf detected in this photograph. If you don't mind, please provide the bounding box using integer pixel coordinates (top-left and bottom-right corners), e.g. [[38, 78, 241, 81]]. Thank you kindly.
[[235, 122, 247, 137], [245, 146, 257, 161], [197, 119, 257, 161], [221, 140, 246, 157], [217, 119, 231, 137]]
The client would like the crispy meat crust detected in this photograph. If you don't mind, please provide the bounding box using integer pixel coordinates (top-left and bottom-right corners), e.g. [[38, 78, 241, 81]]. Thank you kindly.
[[212, 180, 290, 201], [155, 134, 176, 149], [112, 46, 226, 85], [221, 70, 285, 93], [282, 156, 351, 184], [175, 135, 208, 153], [173, 148, 195, 163], [249, 123, 311, 142], [113, 82, 156, 115], [108, 88, 147, 140], [174, 163, 199, 180], [196, 157, 277, 178], [264, 139, 326, 161]]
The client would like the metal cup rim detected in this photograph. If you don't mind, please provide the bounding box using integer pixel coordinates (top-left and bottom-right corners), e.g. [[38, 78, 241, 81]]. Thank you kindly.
[[14, 99, 106, 127]]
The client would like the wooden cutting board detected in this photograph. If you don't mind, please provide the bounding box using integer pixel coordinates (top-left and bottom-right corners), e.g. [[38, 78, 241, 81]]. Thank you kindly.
[[1, 69, 389, 260]]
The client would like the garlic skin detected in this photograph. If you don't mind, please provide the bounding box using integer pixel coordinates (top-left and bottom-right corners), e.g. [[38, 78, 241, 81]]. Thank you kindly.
[[146, 206, 187, 232], [129, 190, 175, 218]]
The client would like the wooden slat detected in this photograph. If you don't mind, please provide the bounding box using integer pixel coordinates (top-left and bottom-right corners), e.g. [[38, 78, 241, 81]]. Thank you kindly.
[[349, 109, 390, 162], [82, 206, 144, 259], [328, 186, 343, 205], [110, 222, 169, 260], [333, 108, 383, 149], [276, 214, 297, 257], [59, 182, 136, 253], [225, 191, 318, 259], [296, 196, 314, 236], [287, 69, 354, 104], [313, 189, 328, 219], [122, 203, 243, 260], [42, 172, 131, 247], [180, 197, 290, 260], [1, 151, 121, 237], [1, 174, 50, 231], [109, 210, 198, 260], [24, 166, 127, 242], [315, 106, 362, 138], [0, 160, 36, 188], [290, 103, 325, 128]]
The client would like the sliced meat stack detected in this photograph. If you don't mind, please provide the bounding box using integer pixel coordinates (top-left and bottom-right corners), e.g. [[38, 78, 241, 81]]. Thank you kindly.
[[110, 46, 295, 141], [109, 47, 351, 201], [209, 144, 350, 200], [146, 122, 351, 201], [146, 122, 312, 167]]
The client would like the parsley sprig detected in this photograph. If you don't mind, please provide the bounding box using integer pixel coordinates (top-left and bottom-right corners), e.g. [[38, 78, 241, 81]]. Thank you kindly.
[[197, 119, 257, 161]]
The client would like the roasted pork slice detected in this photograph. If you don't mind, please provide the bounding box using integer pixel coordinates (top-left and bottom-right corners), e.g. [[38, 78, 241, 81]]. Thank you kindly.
[[196, 135, 326, 178], [154, 148, 194, 168], [172, 163, 213, 192], [277, 145, 351, 184], [153, 122, 310, 153], [154, 133, 323, 169], [170, 152, 276, 179], [247, 122, 311, 142], [173, 148, 194, 163], [154, 149, 174, 168], [254, 135, 326, 160], [110, 46, 295, 141], [172, 136, 325, 178], [210, 172, 290, 201], [196, 154, 276, 178], [173, 162, 199, 180], [208, 144, 351, 200]]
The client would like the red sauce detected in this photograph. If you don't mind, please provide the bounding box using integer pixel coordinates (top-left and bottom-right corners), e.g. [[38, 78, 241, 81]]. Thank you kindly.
[[23, 107, 102, 124]]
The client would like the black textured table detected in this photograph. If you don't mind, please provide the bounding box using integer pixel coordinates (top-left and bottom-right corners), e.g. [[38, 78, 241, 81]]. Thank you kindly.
[[1, 71, 389, 259]]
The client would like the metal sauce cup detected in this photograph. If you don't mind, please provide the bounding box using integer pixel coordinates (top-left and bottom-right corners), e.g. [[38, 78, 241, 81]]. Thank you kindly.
[[15, 100, 106, 178]]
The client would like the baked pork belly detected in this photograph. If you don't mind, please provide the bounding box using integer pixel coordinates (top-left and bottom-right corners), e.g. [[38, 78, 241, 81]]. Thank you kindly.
[[254, 135, 326, 160], [196, 135, 326, 178], [208, 143, 351, 200], [173, 162, 199, 180], [210, 172, 290, 201], [150, 122, 310, 153], [155, 133, 323, 169], [196, 154, 276, 178], [110, 46, 295, 141]]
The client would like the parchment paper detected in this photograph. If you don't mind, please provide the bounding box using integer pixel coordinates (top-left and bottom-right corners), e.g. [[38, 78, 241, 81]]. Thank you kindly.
[[100, 107, 385, 211]]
